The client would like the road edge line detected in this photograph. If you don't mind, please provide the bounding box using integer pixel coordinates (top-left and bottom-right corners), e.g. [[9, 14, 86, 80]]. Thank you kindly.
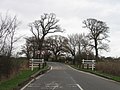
[[20, 79, 34, 90], [67, 65, 120, 84], [20, 66, 52, 90]]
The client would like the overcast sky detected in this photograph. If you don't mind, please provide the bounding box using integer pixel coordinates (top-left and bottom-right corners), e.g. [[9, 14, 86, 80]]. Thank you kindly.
[[0, 0, 120, 57]]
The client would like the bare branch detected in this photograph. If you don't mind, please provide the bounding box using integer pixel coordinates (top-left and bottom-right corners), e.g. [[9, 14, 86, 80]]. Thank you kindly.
[[83, 18, 109, 60], [29, 13, 64, 53]]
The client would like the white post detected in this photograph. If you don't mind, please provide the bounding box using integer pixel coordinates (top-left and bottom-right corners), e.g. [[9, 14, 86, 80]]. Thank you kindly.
[[42, 59, 44, 63], [82, 59, 85, 69], [92, 64, 94, 71], [92, 60, 94, 71], [82, 59, 84, 64], [31, 59, 34, 71]]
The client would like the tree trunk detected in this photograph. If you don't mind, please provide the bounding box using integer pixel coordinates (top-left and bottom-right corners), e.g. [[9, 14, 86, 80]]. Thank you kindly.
[[72, 55, 75, 65], [73, 58, 75, 65], [55, 55, 58, 61], [78, 43, 82, 63], [94, 39, 98, 60]]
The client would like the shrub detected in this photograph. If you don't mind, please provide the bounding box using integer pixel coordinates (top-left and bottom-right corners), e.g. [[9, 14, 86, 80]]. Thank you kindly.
[[0, 56, 12, 79], [0, 56, 28, 81]]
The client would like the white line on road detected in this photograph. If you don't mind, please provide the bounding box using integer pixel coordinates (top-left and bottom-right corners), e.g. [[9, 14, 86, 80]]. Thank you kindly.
[[35, 66, 53, 80], [63, 71, 84, 90], [51, 66, 53, 70], [20, 79, 34, 90], [35, 74, 45, 79], [20, 66, 53, 90], [76, 84, 84, 90], [52, 86, 58, 90], [46, 81, 59, 90], [67, 65, 120, 84]]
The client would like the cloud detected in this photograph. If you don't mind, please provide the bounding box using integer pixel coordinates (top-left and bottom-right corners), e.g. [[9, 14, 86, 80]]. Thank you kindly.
[[0, 0, 120, 57]]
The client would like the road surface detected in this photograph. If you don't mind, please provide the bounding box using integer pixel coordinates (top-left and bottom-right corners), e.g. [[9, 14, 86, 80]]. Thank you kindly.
[[22, 62, 120, 90]]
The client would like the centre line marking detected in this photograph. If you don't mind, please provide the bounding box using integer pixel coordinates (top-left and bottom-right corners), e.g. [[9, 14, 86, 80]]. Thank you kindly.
[[76, 84, 84, 90], [63, 71, 84, 90]]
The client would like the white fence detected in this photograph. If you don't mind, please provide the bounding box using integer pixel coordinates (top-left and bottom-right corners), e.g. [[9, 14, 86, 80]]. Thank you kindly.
[[82, 59, 95, 70], [29, 59, 44, 71]]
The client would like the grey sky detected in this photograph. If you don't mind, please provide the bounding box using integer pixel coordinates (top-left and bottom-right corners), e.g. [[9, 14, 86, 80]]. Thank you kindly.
[[0, 0, 120, 57]]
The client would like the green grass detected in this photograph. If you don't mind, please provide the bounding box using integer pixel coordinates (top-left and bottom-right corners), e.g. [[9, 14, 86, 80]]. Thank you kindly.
[[0, 66, 49, 90], [70, 65, 120, 82]]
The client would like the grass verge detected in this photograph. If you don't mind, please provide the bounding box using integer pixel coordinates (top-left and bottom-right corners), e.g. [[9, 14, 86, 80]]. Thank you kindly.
[[0, 65, 49, 90], [70, 65, 120, 82]]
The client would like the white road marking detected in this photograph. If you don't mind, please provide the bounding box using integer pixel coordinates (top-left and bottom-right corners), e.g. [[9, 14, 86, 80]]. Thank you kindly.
[[20, 66, 52, 90], [28, 85, 41, 87], [51, 66, 53, 70], [46, 81, 59, 90], [20, 79, 34, 90], [52, 86, 58, 90], [63, 71, 84, 90], [35, 74, 45, 79], [35, 66, 52, 80], [70, 76, 84, 90], [76, 84, 84, 90], [67, 65, 120, 84]]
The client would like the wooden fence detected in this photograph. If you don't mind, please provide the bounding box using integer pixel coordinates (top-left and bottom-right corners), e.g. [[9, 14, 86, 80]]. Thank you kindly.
[[82, 59, 95, 70], [29, 59, 44, 71]]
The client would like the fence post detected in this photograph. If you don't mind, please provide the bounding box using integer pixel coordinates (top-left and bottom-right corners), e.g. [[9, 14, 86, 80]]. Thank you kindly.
[[38, 63, 41, 69], [82, 59, 84, 69], [42, 59, 44, 68], [92, 60, 94, 71], [87, 64, 89, 69], [31, 59, 34, 71], [82, 59, 84, 64]]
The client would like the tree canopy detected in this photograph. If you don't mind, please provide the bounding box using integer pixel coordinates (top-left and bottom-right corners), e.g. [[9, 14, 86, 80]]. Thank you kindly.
[[83, 18, 109, 60]]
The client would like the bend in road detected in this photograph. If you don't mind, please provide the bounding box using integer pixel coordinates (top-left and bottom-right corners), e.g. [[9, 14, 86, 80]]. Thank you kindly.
[[22, 62, 120, 90]]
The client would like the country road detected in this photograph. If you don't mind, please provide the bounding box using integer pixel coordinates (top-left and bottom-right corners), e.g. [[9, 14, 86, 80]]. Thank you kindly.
[[22, 62, 120, 90]]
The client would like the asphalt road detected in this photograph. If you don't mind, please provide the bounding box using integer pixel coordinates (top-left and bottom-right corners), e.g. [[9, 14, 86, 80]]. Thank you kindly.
[[22, 62, 120, 90]]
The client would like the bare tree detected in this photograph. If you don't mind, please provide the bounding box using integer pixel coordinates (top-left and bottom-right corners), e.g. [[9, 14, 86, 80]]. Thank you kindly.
[[0, 14, 11, 54], [65, 33, 91, 64], [0, 13, 21, 79], [65, 34, 78, 64], [7, 16, 21, 57], [21, 37, 33, 60], [83, 18, 109, 60], [29, 13, 63, 57], [0, 13, 20, 57], [75, 33, 85, 56], [46, 35, 67, 61], [81, 35, 94, 59], [75, 33, 91, 61]]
